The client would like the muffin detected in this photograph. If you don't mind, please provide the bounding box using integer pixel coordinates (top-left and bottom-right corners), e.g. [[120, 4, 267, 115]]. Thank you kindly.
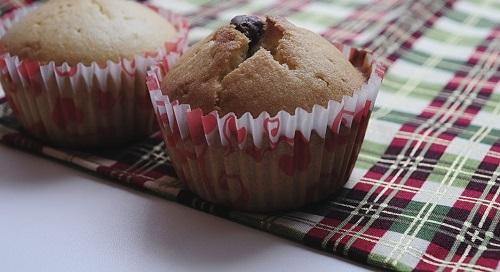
[[0, 0, 189, 147], [147, 15, 384, 211]]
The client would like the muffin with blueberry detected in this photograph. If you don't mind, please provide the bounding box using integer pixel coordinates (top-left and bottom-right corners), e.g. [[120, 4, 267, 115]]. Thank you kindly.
[[148, 15, 384, 211]]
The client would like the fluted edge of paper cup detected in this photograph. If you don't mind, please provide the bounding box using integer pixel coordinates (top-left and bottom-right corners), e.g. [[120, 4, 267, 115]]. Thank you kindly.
[[147, 44, 385, 211], [0, 3, 189, 148]]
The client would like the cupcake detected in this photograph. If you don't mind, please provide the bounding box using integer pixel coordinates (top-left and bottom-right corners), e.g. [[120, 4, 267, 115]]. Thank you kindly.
[[147, 15, 384, 211], [0, 0, 188, 147]]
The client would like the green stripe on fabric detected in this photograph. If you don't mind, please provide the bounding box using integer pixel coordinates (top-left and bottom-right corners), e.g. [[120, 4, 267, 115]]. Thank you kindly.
[[290, 11, 341, 25], [456, 124, 485, 141], [464, 0, 500, 9], [368, 253, 414, 272], [425, 28, 485, 47], [381, 74, 443, 100], [360, 141, 391, 157], [427, 154, 482, 188], [447, 9, 497, 28], [372, 108, 419, 124], [357, 141, 392, 169], [483, 93, 500, 113], [478, 128, 500, 145], [458, 124, 500, 145], [184, 0, 214, 5], [401, 50, 465, 73], [390, 202, 451, 241]]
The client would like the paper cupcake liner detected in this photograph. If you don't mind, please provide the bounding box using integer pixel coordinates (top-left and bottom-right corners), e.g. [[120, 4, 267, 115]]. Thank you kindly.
[[0, 3, 189, 148], [147, 44, 385, 211]]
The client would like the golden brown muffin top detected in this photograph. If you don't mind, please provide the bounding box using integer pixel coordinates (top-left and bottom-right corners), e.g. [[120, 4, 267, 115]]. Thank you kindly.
[[0, 0, 177, 65], [162, 16, 366, 117]]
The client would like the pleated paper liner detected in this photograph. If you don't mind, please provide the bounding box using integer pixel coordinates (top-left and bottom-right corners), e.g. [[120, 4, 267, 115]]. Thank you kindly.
[[0, 3, 189, 148], [147, 44, 385, 212]]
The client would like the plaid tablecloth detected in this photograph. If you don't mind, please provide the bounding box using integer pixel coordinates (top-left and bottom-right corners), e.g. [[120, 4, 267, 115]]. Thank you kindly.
[[1, 0, 499, 271]]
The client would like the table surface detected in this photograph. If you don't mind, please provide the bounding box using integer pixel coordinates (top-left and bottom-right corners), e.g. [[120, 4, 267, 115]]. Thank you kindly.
[[0, 145, 370, 272]]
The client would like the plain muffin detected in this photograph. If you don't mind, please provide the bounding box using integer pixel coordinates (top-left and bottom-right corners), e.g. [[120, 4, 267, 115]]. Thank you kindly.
[[0, 0, 187, 148], [162, 15, 366, 117], [1, 0, 177, 65]]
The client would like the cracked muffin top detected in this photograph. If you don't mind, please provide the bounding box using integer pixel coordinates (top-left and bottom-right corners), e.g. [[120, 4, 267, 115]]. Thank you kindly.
[[163, 15, 366, 117], [0, 0, 176, 65]]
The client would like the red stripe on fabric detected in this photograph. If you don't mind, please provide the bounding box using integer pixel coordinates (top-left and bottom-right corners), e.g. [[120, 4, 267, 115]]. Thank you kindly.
[[439, 132, 454, 141], [348, 228, 385, 254], [483, 156, 499, 165], [415, 244, 453, 272]]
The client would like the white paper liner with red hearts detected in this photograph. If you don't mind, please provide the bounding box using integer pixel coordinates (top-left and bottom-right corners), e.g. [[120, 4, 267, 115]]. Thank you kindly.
[[0, 3, 189, 147], [147, 44, 385, 211]]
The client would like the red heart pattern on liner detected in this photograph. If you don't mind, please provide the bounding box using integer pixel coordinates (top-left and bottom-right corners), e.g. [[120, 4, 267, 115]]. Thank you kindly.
[[223, 115, 247, 145], [121, 59, 136, 77], [201, 113, 218, 135], [264, 117, 280, 138]]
